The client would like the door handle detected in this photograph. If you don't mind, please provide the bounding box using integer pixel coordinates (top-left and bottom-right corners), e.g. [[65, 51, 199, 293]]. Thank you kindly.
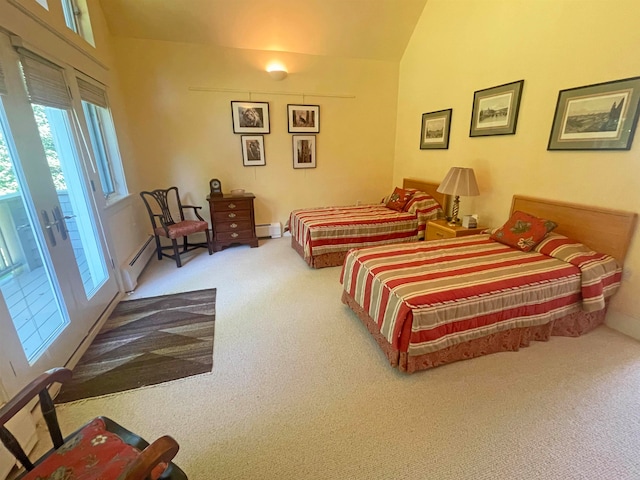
[[41, 210, 57, 246], [52, 206, 68, 241]]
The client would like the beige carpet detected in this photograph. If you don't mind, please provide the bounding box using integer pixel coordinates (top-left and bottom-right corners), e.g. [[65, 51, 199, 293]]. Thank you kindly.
[[55, 236, 640, 479]]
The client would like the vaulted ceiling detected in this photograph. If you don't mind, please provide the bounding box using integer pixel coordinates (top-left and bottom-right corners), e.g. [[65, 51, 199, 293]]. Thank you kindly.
[[98, 0, 428, 62]]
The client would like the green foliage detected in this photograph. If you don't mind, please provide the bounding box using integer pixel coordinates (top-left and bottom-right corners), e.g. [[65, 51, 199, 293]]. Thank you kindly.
[[0, 104, 67, 196], [32, 105, 66, 191], [0, 138, 18, 195]]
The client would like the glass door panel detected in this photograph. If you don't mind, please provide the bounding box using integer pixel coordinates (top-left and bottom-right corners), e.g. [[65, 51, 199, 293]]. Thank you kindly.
[[32, 104, 108, 299], [0, 104, 69, 364]]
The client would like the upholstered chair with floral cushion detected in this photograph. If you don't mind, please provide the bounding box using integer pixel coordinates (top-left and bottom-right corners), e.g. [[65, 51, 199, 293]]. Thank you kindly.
[[0, 368, 187, 480]]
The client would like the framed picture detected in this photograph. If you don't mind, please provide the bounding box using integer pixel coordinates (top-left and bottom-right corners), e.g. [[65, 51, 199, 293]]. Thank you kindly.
[[292, 135, 316, 169], [548, 76, 640, 150], [231, 101, 270, 133], [469, 80, 524, 137], [288, 104, 320, 133], [240, 135, 266, 166], [420, 108, 452, 149]]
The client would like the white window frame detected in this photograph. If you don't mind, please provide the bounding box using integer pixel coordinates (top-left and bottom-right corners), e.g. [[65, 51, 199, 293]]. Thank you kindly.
[[78, 92, 128, 204]]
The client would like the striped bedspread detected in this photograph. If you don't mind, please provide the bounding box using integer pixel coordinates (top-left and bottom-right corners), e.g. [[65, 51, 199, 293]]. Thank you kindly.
[[289, 192, 442, 261], [340, 234, 621, 357]]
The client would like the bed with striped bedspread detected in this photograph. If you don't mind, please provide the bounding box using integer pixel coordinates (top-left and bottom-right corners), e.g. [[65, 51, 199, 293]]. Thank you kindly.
[[340, 233, 621, 372], [289, 191, 442, 268]]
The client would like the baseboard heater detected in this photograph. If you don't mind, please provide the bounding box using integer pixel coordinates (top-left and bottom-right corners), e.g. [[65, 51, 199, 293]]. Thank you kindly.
[[255, 222, 282, 239], [120, 235, 155, 292]]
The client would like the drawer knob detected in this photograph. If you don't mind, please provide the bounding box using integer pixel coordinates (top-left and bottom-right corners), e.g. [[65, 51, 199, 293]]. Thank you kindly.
[[231, 232, 239, 238], [228, 203, 236, 209], [230, 223, 238, 229], [228, 212, 236, 218]]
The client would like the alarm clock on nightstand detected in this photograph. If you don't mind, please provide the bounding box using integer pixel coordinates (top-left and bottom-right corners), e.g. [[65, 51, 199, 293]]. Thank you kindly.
[[209, 178, 223, 197]]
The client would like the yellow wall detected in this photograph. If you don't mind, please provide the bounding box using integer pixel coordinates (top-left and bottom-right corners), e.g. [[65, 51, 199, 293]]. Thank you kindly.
[[110, 37, 400, 228], [395, 0, 640, 337]]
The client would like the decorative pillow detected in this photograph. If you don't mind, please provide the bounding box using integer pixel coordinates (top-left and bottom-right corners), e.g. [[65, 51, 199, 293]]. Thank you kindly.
[[385, 187, 414, 212], [490, 210, 557, 252]]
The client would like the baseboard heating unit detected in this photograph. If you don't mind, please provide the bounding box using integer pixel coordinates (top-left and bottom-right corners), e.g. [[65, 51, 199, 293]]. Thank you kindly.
[[255, 222, 282, 238], [120, 235, 155, 292]]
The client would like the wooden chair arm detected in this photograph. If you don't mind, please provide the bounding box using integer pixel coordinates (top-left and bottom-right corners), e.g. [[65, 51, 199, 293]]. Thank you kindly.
[[0, 368, 71, 426], [122, 435, 180, 480], [181, 205, 205, 222]]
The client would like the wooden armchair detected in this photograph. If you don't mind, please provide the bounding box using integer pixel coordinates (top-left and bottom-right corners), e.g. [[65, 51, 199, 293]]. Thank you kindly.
[[140, 186, 213, 268], [0, 368, 187, 480]]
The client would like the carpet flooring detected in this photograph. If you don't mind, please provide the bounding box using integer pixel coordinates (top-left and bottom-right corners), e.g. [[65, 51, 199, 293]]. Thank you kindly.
[[55, 288, 216, 403]]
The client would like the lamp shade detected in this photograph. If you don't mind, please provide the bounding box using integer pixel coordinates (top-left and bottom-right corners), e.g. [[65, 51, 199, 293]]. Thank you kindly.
[[436, 167, 480, 197]]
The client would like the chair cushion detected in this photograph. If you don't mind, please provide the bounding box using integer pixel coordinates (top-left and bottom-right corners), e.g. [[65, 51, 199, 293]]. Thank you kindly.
[[22, 418, 167, 480], [154, 220, 209, 239]]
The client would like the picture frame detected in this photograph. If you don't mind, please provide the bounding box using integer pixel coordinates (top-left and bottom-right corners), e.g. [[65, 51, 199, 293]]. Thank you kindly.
[[288, 104, 320, 133], [231, 101, 270, 134], [420, 108, 452, 149], [469, 80, 524, 137], [547, 76, 640, 150], [240, 135, 266, 166], [292, 135, 316, 169]]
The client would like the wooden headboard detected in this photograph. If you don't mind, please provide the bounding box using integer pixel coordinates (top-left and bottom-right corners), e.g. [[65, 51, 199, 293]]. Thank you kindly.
[[403, 178, 447, 211], [511, 195, 637, 264]]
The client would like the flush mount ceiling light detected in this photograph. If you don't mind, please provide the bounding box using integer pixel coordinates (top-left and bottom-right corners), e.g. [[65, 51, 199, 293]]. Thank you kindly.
[[266, 62, 288, 80]]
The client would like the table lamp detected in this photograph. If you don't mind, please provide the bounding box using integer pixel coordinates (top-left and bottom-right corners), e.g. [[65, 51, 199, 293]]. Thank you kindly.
[[436, 167, 480, 225]]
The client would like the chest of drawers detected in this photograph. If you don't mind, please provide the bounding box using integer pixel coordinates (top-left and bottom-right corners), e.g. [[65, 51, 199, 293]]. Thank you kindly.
[[208, 193, 259, 251]]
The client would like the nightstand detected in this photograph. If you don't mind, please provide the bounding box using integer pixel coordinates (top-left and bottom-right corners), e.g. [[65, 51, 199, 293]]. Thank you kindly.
[[426, 219, 486, 240]]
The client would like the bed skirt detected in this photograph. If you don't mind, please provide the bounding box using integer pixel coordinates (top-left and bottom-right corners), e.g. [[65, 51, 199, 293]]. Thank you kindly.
[[341, 290, 607, 373], [291, 236, 348, 268]]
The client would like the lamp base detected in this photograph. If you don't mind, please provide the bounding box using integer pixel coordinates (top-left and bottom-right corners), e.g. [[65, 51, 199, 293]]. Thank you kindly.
[[448, 196, 460, 226]]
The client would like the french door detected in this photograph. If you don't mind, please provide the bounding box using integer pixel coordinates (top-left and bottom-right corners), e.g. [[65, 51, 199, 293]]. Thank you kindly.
[[0, 34, 118, 396]]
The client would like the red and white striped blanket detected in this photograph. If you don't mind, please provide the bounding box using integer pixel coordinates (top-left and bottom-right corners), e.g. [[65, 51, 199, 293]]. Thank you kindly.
[[340, 234, 621, 357], [289, 192, 442, 262]]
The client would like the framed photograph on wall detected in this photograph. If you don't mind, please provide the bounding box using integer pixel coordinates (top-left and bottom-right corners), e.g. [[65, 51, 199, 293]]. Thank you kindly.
[[548, 76, 640, 150], [231, 101, 270, 133], [420, 108, 452, 149], [288, 104, 320, 133], [241, 135, 266, 166], [292, 135, 316, 169], [469, 80, 524, 137]]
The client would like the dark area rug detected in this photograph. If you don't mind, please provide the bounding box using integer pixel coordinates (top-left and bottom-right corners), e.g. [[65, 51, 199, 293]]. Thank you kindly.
[[55, 288, 216, 403]]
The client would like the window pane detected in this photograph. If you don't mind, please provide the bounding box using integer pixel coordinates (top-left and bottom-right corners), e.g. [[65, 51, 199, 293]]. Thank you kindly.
[[82, 101, 126, 200], [61, 0, 79, 33], [83, 102, 114, 196]]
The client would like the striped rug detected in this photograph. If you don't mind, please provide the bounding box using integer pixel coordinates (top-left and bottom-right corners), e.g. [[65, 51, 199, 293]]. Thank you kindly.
[[55, 288, 216, 403]]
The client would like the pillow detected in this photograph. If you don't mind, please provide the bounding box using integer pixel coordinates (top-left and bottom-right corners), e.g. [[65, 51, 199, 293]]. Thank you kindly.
[[385, 187, 414, 211], [490, 210, 557, 252]]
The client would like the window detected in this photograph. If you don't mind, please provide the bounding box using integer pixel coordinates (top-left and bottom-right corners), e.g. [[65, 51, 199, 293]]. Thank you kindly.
[[77, 78, 127, 202], [60, 0, 94, 46], [61, 0, 81, 34]]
